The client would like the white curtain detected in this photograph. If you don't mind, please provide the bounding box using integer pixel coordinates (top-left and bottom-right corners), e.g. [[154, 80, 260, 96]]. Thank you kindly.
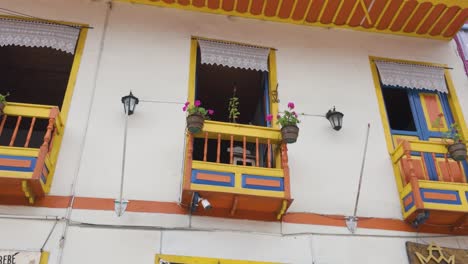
[[457, 29, 468, 60], [375, 60, 448, 93], [0, 18, 80, 54], [198, 39, 270, 72]]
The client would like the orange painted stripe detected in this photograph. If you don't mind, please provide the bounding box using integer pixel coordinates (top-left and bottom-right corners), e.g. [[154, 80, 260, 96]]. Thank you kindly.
[[162, 0, 175, 3], [443, 8, 468, 37], [376, 0, 404, 30], [192, 0, 206, 8], [42, 167, 49, 178], [429, 6, 461, 36], [196, 172, 232, 183], [245, 178, 281, 187], [178, 0, 190, 6], [207, 0, 220, 9], [320, 0, 341, 24], [222, 0, 235, 11], [404, 194, 413, 207], [390, 0, 418, 32], [361, 0, 389, 28], [250, 0, 265, 15], [291, 0, 310, 21], [334, 0, 358, 25], [0, 158, 32, 168], [264, 0, 280, 17], [403, 2, 432, 33], [305, 0, 326, 23], [348, 0, 372, 27], [236, 0, 249, 13], [423, 192, 458, 201], [0, 196, 466, 235], [278, 0, 295, 19], [416, 4, 446, 34]]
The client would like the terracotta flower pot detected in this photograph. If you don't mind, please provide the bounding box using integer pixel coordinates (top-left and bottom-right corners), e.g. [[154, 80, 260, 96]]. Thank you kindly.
[[447, 142, 467, 161], [281, 125, 299, 144], [186, 113, 204, 134]]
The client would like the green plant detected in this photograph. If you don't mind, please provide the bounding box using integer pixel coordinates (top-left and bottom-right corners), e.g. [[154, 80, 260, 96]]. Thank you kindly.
[[268, 102, 300, 127], [432, 114, 464, 144], [183, 100, 213, 119], [228, 89, 240, 123], [0, 93, 9, 103]]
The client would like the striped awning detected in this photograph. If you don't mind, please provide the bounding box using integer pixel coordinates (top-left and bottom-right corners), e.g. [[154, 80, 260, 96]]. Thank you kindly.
[[129, 0, 468, 39], [375, 60, 448, 93]]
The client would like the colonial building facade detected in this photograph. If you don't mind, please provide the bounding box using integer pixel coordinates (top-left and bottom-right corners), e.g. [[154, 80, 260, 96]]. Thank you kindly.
[[0, 0, 467, 263]]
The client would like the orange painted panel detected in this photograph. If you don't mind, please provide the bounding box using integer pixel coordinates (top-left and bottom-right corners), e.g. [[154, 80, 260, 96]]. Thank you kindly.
[[305, 0, 326, 23], [245, 177, 281, 187], [236, 0, 250, 13], [278, 0, 295, 19], [291, 0, 310, 20], [196, 172, 232, 183], [348, 0, 372, 27], [430, 6, 461, 36], [403, 2, 433, 33], [320, 0, 341, 24], [0, 158, 31, 168], [404, 194, 413, 207], [416, 4, 446, 34], [390, 0, 418, 31], [222, 0, 236, 11], [178, 0, 190, 5], [192, 0, 206, 7], [421, 94, 443, 131], [423, 192, 458, 201], [207, 0, 220, 9], [376, 0, 404, 30], [361, 0, 389, 28], [250, 0, 265, 15], [334, 0, 357, 25], [264, 0, 280, 17], [400, 157, 427, 184], [443, 8, 468, 37]]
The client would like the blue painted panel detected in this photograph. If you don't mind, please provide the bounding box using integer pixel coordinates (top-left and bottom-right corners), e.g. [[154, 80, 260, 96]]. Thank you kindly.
[[191, 169, 235, 187], [420, 188, 462, 205], [0, 155, 36, 172], [403, 193, 415, 212], [242, 174, 284, 191]]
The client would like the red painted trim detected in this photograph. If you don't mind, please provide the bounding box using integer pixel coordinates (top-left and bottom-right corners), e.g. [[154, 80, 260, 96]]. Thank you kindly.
[[73, 197, 186, 214], [0, 158, 31, 168]]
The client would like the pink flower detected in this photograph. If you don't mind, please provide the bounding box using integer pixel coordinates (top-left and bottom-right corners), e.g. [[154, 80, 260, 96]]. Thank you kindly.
[[194, 100, 201, 107], [208, 109, 214, 115], [288, 102, 295, 109], [182, 106, 187, 112], [266, 114, 273, 122], [277, 114, 281, 119], [184, 101, 190, 107], [292, 111, 298, 117]]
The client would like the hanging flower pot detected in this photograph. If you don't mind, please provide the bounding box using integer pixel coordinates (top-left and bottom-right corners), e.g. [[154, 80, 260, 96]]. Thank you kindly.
[[0, 93, 9, 116], [186, 113, 205, 133], [281, 125, 299, 144], [183, 100, 214, 134], [447, 142, 467, 161]]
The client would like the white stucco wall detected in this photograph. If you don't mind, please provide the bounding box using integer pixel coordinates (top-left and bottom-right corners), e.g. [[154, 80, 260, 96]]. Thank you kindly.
[[0, 0, 468, 263]]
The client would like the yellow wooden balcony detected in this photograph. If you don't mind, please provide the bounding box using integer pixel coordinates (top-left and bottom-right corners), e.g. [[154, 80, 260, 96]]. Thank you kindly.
[[181, 120, 293, 221], [0, 103, 63, 204], [391, 140, 468, 230]]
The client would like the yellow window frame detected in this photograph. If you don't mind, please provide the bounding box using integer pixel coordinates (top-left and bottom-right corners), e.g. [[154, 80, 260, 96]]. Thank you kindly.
[[369, 56, 468, 191], [187, 37, 279, 129], [40, 252, 49, 264], [155, 254, 281, 264]]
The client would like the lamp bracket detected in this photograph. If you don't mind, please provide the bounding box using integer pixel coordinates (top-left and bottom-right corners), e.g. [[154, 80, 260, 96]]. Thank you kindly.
[[345, 216, 358, 233]]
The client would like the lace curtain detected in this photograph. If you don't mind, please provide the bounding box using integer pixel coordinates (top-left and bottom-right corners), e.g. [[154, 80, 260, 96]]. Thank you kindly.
[[0, 18, 80, 54], [198, 39, 270, 72], [375, 60, 448, 93]]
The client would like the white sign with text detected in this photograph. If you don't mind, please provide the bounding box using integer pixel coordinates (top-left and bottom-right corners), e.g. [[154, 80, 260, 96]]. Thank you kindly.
[[0, 251, 42, 264]]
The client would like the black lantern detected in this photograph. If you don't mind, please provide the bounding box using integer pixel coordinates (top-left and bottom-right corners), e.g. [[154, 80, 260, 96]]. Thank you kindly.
[[326, 106, 344, 131], [121, 91, 139, 115]]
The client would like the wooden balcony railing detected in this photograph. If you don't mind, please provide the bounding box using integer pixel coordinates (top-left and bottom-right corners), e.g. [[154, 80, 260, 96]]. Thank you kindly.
[[390, 139, 468, 228], [182, 121, 292, 221], [0, 103, 63, 204]]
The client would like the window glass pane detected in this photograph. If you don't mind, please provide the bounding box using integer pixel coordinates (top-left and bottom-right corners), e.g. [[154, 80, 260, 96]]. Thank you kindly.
[[382, 87, 416, 131]]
